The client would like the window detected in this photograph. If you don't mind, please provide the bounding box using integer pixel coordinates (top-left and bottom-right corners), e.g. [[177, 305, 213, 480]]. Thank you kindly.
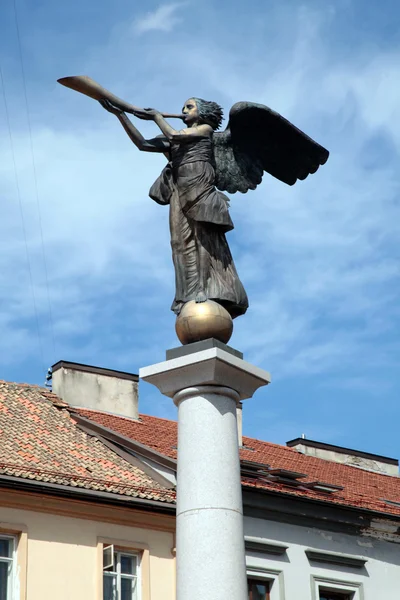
[[103, 548, 140, 600], [248, 578, 270, 600], [0, 536, 14, 600], [312, 575, 362, 600], [320, 593, 352, 600]]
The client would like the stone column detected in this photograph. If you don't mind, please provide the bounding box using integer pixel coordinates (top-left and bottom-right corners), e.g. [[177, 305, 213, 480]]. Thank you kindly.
[[140, 340, 270, 600]]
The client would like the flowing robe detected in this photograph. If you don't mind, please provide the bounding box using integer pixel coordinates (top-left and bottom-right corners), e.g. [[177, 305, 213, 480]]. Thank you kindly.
[[149, 136, 248, 318]]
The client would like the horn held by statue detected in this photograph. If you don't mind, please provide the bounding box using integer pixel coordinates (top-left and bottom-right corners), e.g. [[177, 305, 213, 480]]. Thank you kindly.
[[57, 76, 184, 119]]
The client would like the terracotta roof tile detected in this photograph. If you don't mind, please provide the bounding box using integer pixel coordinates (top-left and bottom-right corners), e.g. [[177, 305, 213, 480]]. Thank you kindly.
[[75, 407, 400, 518], [0, 382, 175, 503]]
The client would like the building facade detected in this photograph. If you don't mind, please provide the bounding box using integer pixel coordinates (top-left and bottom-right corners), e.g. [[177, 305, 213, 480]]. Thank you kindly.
[[2, 360, 400, 599], [0, 377, 176, 600]]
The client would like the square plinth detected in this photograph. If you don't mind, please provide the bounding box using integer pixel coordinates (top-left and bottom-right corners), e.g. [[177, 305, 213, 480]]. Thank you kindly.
[[166, 338, 243, 361], [140, 346, 271, 401]]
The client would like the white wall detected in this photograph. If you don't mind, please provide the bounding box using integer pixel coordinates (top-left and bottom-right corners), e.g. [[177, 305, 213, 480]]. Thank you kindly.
[[244, 516, 400, 599]]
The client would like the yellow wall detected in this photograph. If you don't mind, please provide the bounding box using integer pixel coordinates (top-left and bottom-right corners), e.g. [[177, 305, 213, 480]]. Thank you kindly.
[[0, 495, 175, 600]]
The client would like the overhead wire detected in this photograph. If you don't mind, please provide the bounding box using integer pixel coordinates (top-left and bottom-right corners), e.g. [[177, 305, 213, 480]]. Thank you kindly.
[[0, 64, 46, 372], [11, 0, 57, 360]]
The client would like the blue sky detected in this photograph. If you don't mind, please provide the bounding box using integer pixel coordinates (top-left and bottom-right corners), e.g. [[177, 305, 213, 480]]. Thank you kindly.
[[1, 0, 399, 458]]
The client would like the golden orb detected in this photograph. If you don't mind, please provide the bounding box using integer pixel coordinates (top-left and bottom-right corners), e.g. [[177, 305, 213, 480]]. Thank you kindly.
[[175, 300, 233, 345]]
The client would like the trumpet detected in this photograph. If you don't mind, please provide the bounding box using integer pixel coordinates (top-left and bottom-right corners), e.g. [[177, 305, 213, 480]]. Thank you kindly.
[[57, 75, 185, 119]]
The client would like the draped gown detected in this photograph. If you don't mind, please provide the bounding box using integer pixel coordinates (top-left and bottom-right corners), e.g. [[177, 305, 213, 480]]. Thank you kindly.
[[149, 136, 248, 318]]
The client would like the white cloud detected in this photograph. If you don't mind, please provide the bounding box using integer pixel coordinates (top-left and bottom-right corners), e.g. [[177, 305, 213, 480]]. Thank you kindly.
[[133, 3, 184, 34]]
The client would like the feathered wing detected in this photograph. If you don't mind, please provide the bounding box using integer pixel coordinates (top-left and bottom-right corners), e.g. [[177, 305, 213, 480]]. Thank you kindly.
[[214, 102, 329, 194]]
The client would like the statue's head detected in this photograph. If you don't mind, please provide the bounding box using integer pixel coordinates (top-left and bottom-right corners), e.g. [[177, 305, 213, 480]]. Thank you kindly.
[[183, 98, 223, 130]]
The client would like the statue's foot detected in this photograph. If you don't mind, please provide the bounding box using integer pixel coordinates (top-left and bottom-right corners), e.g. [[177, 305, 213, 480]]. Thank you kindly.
[[195, 290, 207, 303]]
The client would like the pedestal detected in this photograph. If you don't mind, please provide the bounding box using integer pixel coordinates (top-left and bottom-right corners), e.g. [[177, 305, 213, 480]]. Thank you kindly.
[[140, 342, 271, 600]]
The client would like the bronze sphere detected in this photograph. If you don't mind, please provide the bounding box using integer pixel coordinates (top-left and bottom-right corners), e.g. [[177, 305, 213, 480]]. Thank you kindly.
[[175, 300, 233, 345]]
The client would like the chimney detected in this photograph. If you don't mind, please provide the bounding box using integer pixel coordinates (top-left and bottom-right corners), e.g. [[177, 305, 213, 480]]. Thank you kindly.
[[52, 361, 139, 419], [287, 437, 399, 476]]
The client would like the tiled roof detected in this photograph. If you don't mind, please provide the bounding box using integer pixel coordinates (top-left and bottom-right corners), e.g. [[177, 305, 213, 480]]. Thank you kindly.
[[0, 381, 175, 503], [2, 379, 400, 519], [75, 407, 400, 518]]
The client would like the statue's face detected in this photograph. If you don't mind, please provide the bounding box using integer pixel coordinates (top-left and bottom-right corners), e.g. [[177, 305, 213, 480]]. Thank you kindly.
[[182, 99, 199, 126]]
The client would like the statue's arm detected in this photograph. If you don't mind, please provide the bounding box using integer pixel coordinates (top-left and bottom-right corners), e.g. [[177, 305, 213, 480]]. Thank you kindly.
[[117, 113, 169, 153], [99, 100, 169, 153]]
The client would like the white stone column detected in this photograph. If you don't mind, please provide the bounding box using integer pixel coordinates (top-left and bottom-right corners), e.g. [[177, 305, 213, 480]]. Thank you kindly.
[[140, 344, 270, 600]]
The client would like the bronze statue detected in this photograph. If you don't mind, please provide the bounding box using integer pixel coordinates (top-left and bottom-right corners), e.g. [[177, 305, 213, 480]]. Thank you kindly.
[[58, 77, 329, 321]]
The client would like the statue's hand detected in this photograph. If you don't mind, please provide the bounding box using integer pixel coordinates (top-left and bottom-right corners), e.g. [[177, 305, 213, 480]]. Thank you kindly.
[[135, 108, 160, 121], [99, 99, 123, 115]]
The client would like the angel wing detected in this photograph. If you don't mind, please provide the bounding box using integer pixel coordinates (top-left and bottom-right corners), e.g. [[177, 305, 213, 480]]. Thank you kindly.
[[213, 101, 329, 194]]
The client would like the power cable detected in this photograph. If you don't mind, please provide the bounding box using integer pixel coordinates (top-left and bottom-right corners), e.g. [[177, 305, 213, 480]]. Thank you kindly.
[[12, 0, 57, 360], [0, 64, 46, 372]]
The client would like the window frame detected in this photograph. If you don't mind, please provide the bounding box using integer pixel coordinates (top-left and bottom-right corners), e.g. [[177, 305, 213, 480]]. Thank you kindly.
[[103, 548, 141, 600], [98, 538, 150, 600], [248, 576, 270, 600], [0, 524, 28, 600], [246, 567, 284, 600], [311, 575, 364, 600], [0, 534, 15, 600]]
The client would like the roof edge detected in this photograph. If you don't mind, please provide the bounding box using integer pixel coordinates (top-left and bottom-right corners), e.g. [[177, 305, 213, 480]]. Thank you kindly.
[[72, 412, 177, 470], [243, 483, 400, 524], [0, 473, 176, 512]]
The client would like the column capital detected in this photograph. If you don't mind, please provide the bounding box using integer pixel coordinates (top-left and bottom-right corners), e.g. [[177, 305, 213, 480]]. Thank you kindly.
[[173, 385, 240, 406], [140, 346, 271, 400]]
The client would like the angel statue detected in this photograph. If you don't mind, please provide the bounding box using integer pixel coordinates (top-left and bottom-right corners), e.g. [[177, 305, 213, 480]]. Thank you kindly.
[[58, 77, 329, 320]]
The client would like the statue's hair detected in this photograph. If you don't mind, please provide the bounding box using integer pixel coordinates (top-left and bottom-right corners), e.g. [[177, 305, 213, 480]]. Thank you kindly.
[[191, 97, 224, 130]]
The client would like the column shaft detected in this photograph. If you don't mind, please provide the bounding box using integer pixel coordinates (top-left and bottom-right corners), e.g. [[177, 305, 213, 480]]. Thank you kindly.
[[174, 386, 247, 600]]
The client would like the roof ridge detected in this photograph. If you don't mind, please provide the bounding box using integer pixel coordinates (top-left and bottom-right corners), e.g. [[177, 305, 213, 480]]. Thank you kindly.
[[242, 435, 296, 451], [0, 380, 48, 391], [139, 412, 177, 424], [79, 409, 178, 425], [0, 381, 69, 408], [76, 407, 143, 423]]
